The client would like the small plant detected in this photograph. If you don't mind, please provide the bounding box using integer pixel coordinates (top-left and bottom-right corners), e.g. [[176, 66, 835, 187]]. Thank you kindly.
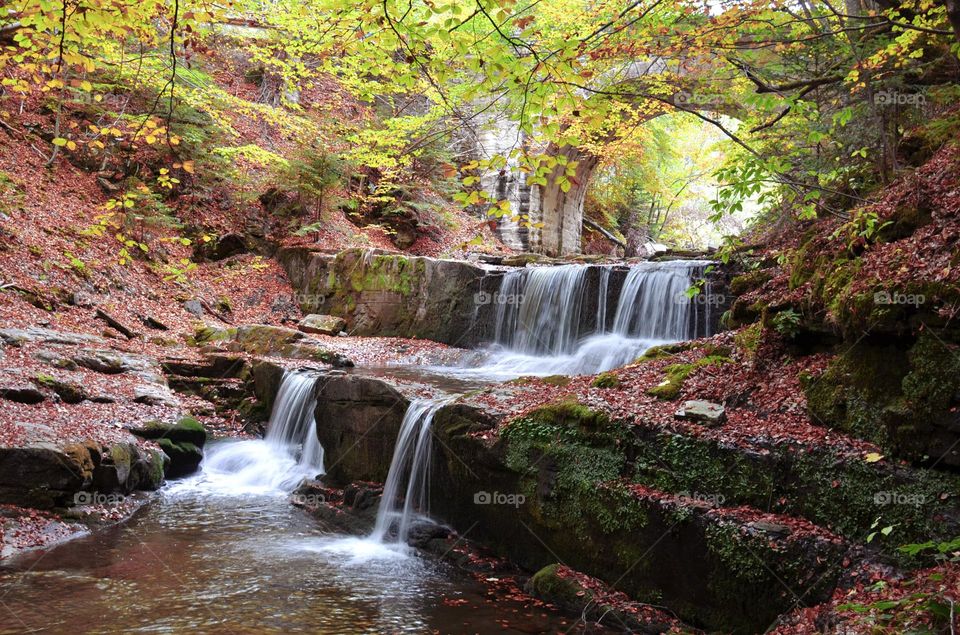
[[158, 259, 197, 283], [866, 516, 897, 543], [63, 251, 89, 278], [772, 308, 801, 338], [830, 209, 892, 251]]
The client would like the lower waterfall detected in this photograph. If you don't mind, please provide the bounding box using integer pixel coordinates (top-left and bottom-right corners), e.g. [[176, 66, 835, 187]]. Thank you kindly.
[[199, 370, 324, 494], [370, 398, 448, 547]]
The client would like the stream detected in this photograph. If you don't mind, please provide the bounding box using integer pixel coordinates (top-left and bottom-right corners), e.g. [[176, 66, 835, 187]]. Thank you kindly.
[[0, 460, 578, 634], [0, 260, 713, 633]]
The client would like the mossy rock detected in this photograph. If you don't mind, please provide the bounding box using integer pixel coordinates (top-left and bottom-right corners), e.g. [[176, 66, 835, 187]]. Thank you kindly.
[[157, 438, 203, 478], [527, 398, 609, 429], [647, 355, 731, 400], [734, 323, 763, 357], [129, 416, 208, 447], [33, 373, 87, 404], [636, 342, 692, 362], [804, 333, 960, 466], [525, 564, 592, 612], [191, 324, 236, 345], [540, 374, 572, 387], [591, 371, 620, 389]]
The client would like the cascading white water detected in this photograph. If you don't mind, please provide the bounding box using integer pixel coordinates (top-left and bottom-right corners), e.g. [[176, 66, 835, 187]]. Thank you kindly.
[[197, 371, 324, 495], [371, 398, 447, 547], [444, 260, 713, 378], [611, 260, 709, 341], [493, 264, 588, 355]]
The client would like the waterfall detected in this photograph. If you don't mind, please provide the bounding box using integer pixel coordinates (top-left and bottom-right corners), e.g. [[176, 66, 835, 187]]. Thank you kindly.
[[371, 398, 447, 546], [493, 264, 589, 355], [264, 371, 324, 471], [446, 260, 714, 378], [199, 371, 324, 494], [610, 260, 709, 341]]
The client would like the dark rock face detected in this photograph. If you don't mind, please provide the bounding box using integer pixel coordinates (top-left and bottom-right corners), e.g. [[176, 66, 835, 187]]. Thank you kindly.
[[309, 375, 944, 632], [0, 383, 46, 404], [280, 247, 496, 346], [805, 334, 960, 468], [313, 374, 410, 486], [0, 442, 164, 508]]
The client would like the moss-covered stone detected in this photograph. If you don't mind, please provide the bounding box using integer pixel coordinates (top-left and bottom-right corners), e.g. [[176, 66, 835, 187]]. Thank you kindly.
[[156, 438, 203, 478], [33, 373, 87, 403], [591, 371, 620, 388], [129, 416, 207, 447], [540, 374, 572, 387], [804, 333, 960, 467], [526, 564, 592, 611], [636, 342, 692, 362], [524, 398, 610, 429], [647, 355, 730, 400]]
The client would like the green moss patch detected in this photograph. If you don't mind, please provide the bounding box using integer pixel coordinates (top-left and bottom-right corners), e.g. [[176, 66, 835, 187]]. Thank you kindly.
[[647, 355, 731, 400]]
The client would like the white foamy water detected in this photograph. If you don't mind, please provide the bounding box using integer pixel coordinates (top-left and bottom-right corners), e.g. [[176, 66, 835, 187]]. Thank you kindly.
[[176, 370, 324, 496]]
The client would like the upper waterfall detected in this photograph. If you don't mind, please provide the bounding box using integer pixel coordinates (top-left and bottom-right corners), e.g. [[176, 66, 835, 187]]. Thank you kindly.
[[446, 259, 715, 378]]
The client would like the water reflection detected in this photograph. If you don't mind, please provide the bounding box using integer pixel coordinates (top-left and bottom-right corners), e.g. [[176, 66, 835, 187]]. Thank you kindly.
[[0, 477, 578, 634]]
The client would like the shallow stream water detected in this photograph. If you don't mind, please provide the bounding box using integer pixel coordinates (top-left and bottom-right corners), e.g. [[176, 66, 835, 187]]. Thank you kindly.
[[0, 464, 578, 634]]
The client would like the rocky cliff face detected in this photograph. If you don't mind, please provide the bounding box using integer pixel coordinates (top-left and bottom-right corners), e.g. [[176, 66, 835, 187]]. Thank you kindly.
[[303, 369, 960, 632], [280, 247, 497, 346], [280, 247, 728, 347]]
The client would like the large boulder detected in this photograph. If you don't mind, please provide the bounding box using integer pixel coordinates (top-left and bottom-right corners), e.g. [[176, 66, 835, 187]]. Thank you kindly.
[[313, 374, 410, 485], [279, 247, 494, 346], [0, 441, 164, 508], [0, 445, 90, 507]]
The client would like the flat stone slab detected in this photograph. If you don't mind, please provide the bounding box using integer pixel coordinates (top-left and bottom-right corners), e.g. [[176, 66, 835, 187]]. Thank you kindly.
[[298, 314, 346, 336], [674, 400, 726, 425]]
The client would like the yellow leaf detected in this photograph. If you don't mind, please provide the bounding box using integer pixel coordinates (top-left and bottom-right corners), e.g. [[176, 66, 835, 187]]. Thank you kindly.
[[865, 452, 884, 463], [182, 160, 195, 173], [66, 140, 77, 151]]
